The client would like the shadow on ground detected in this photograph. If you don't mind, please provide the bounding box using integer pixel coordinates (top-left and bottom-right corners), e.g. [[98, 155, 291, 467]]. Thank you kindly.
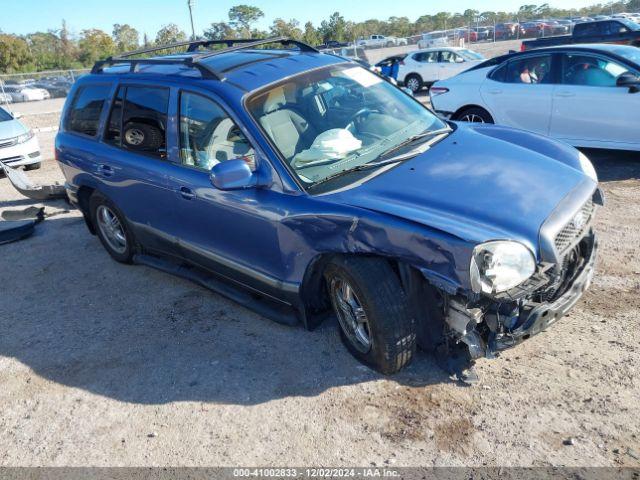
[[582, 148, 640, 182], [0, 213, 451, 407]]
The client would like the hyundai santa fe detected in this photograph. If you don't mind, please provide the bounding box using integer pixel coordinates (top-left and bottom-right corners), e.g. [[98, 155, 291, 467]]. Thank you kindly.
[[55, 37, 601, 375]]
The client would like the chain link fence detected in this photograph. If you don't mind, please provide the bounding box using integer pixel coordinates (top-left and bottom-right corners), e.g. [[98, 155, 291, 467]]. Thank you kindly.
[[0, 69, 89, 108]]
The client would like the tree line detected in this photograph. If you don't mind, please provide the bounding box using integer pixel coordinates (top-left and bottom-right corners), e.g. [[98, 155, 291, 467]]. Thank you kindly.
[[1, 1, 639, 74]]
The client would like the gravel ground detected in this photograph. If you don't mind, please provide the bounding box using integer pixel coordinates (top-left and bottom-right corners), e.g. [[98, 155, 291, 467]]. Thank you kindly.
[[0, 101, 639, 468]]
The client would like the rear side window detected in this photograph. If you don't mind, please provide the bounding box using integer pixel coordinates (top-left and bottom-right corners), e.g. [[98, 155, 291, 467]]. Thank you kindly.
[[66, 84, 111, 137], [413, 51, 438, 63], [503, 55, 553, 84], [105, 86, 169, 157], [574, 22, 599, 37]]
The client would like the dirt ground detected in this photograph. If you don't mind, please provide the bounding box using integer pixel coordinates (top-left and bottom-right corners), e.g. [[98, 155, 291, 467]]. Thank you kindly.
[[0, 100, 639, 468]]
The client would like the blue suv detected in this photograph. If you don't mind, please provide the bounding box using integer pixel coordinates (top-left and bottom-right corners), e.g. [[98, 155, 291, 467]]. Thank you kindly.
[[56, 38, 601, 375]]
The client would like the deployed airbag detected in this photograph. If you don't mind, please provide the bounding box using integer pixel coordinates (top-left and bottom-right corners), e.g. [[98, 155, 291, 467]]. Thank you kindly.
[[293, 128, 362, 167]]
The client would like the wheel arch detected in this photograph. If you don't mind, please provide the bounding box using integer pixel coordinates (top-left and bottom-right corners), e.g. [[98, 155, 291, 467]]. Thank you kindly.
[[452, 104, 494, 121]]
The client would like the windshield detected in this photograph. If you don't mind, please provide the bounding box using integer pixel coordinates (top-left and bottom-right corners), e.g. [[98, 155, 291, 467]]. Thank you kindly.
[[247, 64, 447, 187], [610, 45, 640, 65], [621, 18, 640, 30], [459, 49, 485, 61], [0, 108, 13, 122]]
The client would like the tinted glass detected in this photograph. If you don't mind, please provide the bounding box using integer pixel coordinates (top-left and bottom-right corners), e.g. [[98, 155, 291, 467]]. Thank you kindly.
[[440, 51, 463, 63], [105, 86, 169, 157], [414, 51, 438, 63], [574, 22, 599, 36], [179, 92, 255, 171], [504, 55, 553, 84], [66, 84, 111, 136], [562, 53, 632, 87]]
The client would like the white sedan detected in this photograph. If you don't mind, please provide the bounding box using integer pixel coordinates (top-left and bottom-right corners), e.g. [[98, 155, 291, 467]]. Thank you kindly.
[[398, 47, 486, 93], [430, 44, 640, 152], [2, 85, 50, 102]]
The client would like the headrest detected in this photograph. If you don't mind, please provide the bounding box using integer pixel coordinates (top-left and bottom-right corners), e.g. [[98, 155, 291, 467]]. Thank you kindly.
[[263, 87, 287, 114]]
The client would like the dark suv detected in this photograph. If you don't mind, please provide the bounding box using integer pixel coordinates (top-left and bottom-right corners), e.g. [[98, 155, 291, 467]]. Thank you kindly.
[[56, 37, 601, 376]]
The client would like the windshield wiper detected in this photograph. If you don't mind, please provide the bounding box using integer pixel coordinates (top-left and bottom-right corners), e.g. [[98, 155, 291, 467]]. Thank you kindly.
[[308, 127, 452, 190], [376, 127, 451, 162]]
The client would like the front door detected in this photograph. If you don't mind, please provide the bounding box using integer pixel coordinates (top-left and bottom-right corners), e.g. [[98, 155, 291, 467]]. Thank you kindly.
[[165, 90, 288, 299]]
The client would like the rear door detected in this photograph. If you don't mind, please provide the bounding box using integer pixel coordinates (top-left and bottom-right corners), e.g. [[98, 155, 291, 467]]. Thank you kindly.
[[410, 51, 440, 83], [549, 51, 640, 149], [479, 53, 556, 135], [98, 84, 180, 255]]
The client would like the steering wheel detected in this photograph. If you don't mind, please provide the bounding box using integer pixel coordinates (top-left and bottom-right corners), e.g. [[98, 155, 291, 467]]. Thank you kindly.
[[347, 108, 384, 140]]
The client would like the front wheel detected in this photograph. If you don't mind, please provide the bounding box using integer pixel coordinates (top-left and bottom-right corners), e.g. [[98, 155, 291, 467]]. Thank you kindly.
[[455, 107, 494, 124], [24, 162, 41, 171], [325, 257, 416, 374]]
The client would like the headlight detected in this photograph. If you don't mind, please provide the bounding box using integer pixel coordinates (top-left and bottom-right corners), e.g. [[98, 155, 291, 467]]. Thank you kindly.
[[17, 130, 34, 144], [470, 241, 536, 295], [578, 151, 597, 182]]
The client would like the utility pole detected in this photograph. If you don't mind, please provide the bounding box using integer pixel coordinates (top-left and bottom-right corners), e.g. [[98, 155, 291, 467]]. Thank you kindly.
[[188, 0, 196, 40]]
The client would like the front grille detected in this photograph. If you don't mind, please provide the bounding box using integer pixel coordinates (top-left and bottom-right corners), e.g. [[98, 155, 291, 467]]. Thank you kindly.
[[554, 199, 595, 254], [0, 155, 23, 163], [0, 137, 18, 149]]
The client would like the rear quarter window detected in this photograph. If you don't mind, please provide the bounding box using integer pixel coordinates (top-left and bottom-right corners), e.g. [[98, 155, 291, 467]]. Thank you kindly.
[[65, 84, 112, 137]]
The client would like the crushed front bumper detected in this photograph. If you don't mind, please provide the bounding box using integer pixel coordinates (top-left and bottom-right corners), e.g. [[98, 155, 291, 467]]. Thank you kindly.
[[489, 235, 598, 353]]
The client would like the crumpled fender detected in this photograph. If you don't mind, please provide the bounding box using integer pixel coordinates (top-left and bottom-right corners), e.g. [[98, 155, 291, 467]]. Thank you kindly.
[[278, 207, 474, 295]]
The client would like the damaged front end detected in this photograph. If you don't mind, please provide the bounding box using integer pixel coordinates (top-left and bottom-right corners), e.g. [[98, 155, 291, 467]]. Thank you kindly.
[[443, 230, 597, 361]]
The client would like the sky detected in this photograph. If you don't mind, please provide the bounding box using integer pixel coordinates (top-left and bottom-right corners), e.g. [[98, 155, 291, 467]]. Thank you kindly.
[[2, 0, 595, 37]]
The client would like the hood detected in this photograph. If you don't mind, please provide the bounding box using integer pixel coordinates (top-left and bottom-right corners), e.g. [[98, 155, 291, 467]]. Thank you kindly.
[[328, 124, 595, 258], [0, 119, 28, 141]]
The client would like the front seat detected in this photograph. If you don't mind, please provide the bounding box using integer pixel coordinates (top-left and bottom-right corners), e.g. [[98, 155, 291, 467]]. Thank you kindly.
[[258, 86, 316, 161]]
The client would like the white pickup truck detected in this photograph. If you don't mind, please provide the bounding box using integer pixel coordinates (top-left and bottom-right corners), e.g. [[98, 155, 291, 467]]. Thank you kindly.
[[357, 35, 408, 48]]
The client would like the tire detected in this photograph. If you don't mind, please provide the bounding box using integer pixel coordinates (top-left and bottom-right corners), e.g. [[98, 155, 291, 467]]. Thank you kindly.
[[404, 74, 423, 94], [24, 162, 41, 171], [324, 257, 416, 374], [454, 107, 494, 124], [123, 122, 163, 151], [89, 192, 135, 264]]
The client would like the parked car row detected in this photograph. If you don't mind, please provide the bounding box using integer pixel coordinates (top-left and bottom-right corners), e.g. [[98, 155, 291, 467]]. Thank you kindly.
[[430, 44, 640, 152], [1, 76, 76, 103], [53, 37, 601, 377]]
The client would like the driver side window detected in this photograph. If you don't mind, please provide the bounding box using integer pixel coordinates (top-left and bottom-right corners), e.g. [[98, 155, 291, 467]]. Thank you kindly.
[[179, 92, 256, 172]]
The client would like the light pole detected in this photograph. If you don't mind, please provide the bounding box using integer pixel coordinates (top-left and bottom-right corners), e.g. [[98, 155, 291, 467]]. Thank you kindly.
[[187, 0, 196, 40]]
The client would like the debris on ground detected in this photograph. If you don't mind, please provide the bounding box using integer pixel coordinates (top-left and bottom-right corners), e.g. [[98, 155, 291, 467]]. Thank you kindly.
[[0, 161, 67, 201]]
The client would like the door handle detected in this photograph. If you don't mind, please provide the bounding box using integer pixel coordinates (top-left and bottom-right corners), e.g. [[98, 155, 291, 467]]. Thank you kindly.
[[179, 186, 196, 200], [487, 89, 503, 94], [97, 164, 113, 177], [556, 91, 576, 98]]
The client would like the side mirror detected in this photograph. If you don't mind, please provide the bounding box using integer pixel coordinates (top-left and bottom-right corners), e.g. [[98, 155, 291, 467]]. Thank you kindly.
[[12, 112, 22, 119], [401, 87, 415, 97], [210, 159, 257, 190], [617, 72, 640, 93]]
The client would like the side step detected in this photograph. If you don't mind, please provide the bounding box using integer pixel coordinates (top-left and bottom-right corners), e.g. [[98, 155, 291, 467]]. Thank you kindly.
[[134, 254, 299, 327]]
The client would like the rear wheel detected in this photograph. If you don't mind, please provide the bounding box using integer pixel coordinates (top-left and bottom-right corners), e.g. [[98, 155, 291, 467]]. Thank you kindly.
[[404, 74, 423, 94], [325, 257, 416, 374], [90, 192, 135, 263], [455, 107, 494, 124]]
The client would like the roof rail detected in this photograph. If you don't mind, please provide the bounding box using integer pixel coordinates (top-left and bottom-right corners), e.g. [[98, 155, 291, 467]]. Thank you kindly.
[[91, 37, 319, 78]]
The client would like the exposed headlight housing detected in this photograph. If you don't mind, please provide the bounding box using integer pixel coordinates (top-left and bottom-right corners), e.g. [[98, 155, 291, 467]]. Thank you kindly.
[[578, 151, 598, 182], [17, 130, 34, 144], [470, 241, 536, 295]]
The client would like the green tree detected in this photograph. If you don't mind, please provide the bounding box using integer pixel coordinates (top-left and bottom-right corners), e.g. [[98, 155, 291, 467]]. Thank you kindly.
[[26, 31, 62, 70], [78, 29, 116, 65], [270, 18, 302, 39], [228, 5, 264, 36], [113, 24, 139, 52], [302, 22, 320, 46], [155, 24, 187, 45], [0, 34, 33, 73], [204, 22, 237, 40], [319, 12, 347, 42]]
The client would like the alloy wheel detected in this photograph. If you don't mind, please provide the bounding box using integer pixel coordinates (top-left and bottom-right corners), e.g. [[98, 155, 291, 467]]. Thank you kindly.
[[96, 205, 127, 254], [331, 277, 372, 353], [460, 113, 486, 123]]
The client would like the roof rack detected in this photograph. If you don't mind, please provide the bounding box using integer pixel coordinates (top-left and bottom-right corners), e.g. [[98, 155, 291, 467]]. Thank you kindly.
[[91, 37, 319, 79]]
